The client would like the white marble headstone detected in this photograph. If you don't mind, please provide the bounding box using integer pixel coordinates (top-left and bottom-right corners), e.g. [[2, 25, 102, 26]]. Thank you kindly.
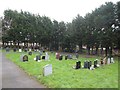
[[111, 57, 114, 63], [45, 52, 49, 60], [107, 58, 110, 64], [43, 64, 52, 76], [19, 49, 22, 52]]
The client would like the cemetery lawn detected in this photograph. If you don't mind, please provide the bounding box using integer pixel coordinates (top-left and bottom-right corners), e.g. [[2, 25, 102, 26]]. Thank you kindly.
[[5, 51, 118, 88]]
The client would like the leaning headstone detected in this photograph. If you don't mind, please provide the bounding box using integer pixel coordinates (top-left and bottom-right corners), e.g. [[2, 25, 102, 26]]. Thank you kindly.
[[111, 57, 114, 63], [59, 55, 63, 60], [107, 58, 110, 64], [45, 52, 49, 61], [28, 51, 32, 55], [19, 49, 22, 52], [43, 64, 52, 76], [76, 61, 81, 69]]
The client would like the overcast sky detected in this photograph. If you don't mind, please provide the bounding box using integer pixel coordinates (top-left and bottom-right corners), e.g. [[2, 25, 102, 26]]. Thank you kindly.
[[0, 0, 119, 22]]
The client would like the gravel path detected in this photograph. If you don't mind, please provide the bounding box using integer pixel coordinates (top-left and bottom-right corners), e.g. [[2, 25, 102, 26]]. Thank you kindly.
[[1, 52, 46, 88]]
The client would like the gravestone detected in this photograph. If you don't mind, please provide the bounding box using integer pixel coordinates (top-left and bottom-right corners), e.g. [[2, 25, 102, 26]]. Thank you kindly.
[[28, 51, 32, 55], [21, 55, 28, 62], [45, 52, 49, 60], [76, 61, 81, 69], [19, 49, 22, 52], [6, 47, 9, 52], [65, 55, 68, 60], [84, 61, 88, 68], [40, 51, 43, 56], [36, 55, 41, 61], [107, 58, 110, 64], [42, 56, 45, 59], [94, 60, 97, 68], [75, 53, 79, 59], [13, 48, 17, 52], [88, 61, 92, 69], [24, 48, 28, 52], [59, 55, 63, 60], [56, 52, 60, 59], [20, 54, 24, 62], [43, 64, 52, 76], [68, 54, 72, 59], [111, 57, 114, 63]]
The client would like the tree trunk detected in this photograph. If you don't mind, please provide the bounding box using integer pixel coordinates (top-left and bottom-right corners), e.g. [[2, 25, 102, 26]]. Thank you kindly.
[[95, 47, 98, 55], [105, 47, 108, 56], [87, 45, 90, 55]]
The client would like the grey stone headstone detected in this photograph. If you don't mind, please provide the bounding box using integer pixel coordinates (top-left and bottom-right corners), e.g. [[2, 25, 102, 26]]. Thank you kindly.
[[43, 64, 52, 76], [20, 54, 24, 62], [107, 58, 110, 64]]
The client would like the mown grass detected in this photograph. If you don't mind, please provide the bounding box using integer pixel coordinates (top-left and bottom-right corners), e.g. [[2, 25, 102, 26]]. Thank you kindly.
[[4, 50, 118, 88]]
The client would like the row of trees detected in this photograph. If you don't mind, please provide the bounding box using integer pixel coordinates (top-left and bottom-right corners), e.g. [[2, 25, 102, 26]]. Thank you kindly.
[[2, 2, 120, 56]]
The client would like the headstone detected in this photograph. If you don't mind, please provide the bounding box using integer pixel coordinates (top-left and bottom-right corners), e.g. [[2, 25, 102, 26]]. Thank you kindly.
[[36, 55, 41, 61], [111, 57, 114, 63], [23, 55, 28, 62], [84, 61, 88, 68], [40, 51, 43, 56], [20, 54, 24, 62], [94, 60, 98, 68], [107, 58, 110, 64], [19, 49, 22, 52], [24, 48, 28, 52], [42, 56, 45, 59], [29, 48, 32, 51], [56, 52, 60, 59], [45, 52, 49, 60], [88, 61, 92, 69], [76, 61, 81, 69], [65, 55, 68, 60], [13, 48, 17, 52], [59, 55, 63, 60], [28, 51, 32, 55], [68, 54, 72, 59], [75, 53, 79, 59], [43, 64, 52, 76], [6, 47, 9, 52]]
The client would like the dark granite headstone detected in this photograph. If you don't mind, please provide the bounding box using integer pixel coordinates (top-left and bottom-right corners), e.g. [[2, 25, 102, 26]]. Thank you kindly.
[[42, 56, 45, 59], [94, 60, 97, 68], [65, 55, 68, 60], [24, 48, 28, 52], [28, 51, 32, 55], [84, 61, 88, 68], [76, 61, 81, 69], [36, 55, 41, 61], [23, 55, 28, 62], [13, 48, 17, 52], [88, 61, 92, 69], [59, 55, 63, 60]]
